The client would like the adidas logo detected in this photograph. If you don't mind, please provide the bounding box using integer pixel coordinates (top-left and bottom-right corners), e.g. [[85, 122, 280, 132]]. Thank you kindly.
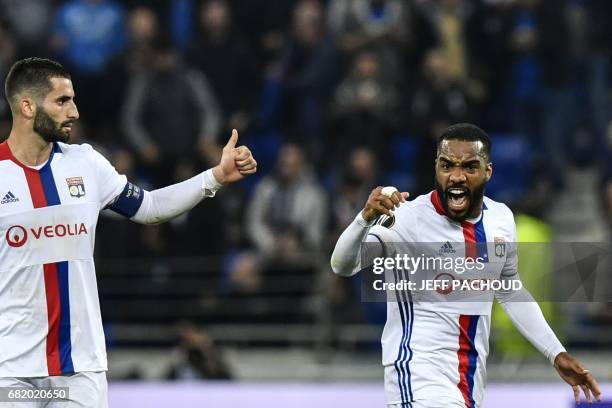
[[439, 241, 456, 254], [1, 191, 19, 204]]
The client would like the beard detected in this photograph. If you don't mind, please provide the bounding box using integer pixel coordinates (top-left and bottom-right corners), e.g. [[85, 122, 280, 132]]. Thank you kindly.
[[435, 178, 486, 222], [33, 108, 72, 143]]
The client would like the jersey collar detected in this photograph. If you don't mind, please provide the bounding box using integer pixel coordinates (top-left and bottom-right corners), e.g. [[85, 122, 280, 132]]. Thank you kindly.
[[0, 141, 61, 172]]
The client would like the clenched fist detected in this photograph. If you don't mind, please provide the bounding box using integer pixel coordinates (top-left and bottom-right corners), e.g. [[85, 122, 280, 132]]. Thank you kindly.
[[361, 186, 409, 223]]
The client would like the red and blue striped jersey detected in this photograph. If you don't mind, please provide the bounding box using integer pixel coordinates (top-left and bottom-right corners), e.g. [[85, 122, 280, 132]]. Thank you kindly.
[[368, 191, 517, 408], [0, 141, 128, 376]]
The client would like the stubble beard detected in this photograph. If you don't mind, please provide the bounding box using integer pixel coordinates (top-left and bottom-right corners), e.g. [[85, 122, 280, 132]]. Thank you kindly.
[[33, 108, 71, 144]]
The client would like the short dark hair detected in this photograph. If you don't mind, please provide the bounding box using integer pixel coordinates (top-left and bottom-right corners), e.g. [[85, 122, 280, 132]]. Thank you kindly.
[[4, 58, 71, 112], [437, 123, 491, 161]]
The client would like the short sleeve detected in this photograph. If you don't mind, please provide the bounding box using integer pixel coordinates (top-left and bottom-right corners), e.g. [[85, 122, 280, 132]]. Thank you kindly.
[[85, 144, 127, 209]]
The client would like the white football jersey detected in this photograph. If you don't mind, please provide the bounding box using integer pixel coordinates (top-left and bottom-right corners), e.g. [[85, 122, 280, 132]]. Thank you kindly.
[[0, 141, 128, 377], [366, 191, 517, 407]]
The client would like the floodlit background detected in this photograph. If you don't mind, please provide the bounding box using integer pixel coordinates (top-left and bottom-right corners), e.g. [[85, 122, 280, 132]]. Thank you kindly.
[[0, 0, 611, 406]]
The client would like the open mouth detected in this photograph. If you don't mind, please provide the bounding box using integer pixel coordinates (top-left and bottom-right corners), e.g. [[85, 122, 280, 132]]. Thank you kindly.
[[446, 187, 470, 213]]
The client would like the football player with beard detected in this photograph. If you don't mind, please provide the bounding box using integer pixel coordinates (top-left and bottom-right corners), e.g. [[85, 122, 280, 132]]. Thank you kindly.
[[0, 57, 256, 407], [331, 123, 601, 407]]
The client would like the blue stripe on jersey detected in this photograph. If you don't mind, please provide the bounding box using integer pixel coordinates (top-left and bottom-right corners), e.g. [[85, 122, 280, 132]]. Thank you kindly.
[[368, 233, 411, 404], [57, 261, 75, 374], [37, 150, 74, 375], [39, 150, 61, 206], [392, 267, 409, 404], [369, 233, 414, 404], [466, 316, 480, 407], [405, 288, 414, 401], [397, 266, 414, 402], [109, 182, 145, 218], [475, 215, 488, 263], [395, 265, 414, 403]]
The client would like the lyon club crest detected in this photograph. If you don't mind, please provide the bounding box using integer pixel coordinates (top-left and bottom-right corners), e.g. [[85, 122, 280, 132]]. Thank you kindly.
[[494, 236, 506, 258], [66, 176, 86, 198]]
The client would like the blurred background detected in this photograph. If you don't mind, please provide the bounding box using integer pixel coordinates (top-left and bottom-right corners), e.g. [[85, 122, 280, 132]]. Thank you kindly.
[[0, 0, 611, 406]]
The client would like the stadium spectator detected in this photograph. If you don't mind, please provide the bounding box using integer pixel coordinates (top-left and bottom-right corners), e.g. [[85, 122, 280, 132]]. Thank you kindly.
[[166, 321, 232, 380], [410, 48, 473, 194], [415, 0, 490, 117], [187, 0, 260, 135], [0, 0, 54, 58], [562, 0, 612, 166], [331, 50, 401, 159], [415, 0, 472, 83], [224, 251, 263, 294], [247, 143, 327, 260], [263, 0, 338, 153], [507, 0, 569, 190], [327, 147, 379, 312], [51, 0, 127, 74], [50, 0, 128, 133], [102, 5, 161, 135], [331, 147, 380, 233], [465, 0, 514, 130], [0, 21, 15, 120], [121, 5, 160, 74], [327, 0, 410, 82], [121, 36, 222, 185], [410, 48, 472, 135], [230, 0, 296, 65]]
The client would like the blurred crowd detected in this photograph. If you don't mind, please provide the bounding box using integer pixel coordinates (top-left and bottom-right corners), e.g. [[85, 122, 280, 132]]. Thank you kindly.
[[1, 0, 612, 332]]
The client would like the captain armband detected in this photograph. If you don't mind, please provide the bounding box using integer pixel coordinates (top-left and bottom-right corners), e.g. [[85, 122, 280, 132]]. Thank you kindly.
[[108, 182, 145, 218]]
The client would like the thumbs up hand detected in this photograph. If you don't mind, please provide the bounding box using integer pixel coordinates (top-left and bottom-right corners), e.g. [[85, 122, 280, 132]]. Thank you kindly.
[[212, 129, 257, 184]]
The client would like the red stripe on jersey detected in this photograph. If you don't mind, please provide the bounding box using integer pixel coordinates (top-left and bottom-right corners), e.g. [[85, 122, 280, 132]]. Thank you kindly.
[[457, 315, 473, 408], [23, 169, 48, 208], [461, 221, 477, 260], [43, 263, 62, 376], [0, 141, 11, 161], [430, 190, 446, 215], [19, 154, 62, 375]]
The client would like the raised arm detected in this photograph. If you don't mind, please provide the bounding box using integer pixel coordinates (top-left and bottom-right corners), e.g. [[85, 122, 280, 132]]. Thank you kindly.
[[108, 130, 256, 225]]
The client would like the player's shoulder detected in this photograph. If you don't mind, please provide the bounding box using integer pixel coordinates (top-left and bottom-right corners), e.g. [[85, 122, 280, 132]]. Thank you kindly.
[[56, 142, 110, 162], [370, 192, 433, 241], [372, 194, 426, 227], [394, 192, 437, 219], [483, 196, 514, 219], [56, 142, 95, 156]]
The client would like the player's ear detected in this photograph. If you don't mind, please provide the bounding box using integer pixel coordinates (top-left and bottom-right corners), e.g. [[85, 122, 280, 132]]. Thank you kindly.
[[485, 162, 493, 182], [20, 97, 36, 119]]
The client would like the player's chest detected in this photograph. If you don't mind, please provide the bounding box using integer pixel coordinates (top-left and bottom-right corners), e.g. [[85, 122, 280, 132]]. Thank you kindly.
[[0, 162, 98, 216], [410, 214, 512, 276], [415, 213, 512, 244]]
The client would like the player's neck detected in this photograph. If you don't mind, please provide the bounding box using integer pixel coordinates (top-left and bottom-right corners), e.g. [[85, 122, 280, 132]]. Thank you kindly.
[[6, 125, 53, 167], [466, 198, 484, 221]]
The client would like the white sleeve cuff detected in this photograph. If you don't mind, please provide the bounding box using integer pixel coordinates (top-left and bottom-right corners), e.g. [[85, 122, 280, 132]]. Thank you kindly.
[[202, 169, 223, 197], [549, 345, 567, 365], [355, 211, 375, 228]]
